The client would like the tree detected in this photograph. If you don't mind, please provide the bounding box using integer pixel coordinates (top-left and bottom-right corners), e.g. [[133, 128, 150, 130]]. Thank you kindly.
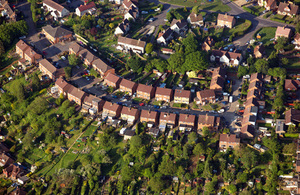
[[97, 19, 105, 27], [150, 58, 168, 73], [166, 11, 173, 22], [158, 155, 176, 176], [282, 143, 296, 155], [281, 57, 289, 66], [0, 40, 4, 55], [31, 73, 40, 91], [127, 56, 142, 72], [121, 165, 134, 182], [237, 65, 248, 78], [204, 176, 217, 193], [182, 34, 198, 54], [28, 97, 48, 115], [149, 173, 166, 192], [11, 80, 25, 100], [192, 6, 199, 14], [145, 43, 153, 54], [68, 54, 81, 67], [167, 52, 185, 73], [187, 132, 198, 144], [203, 157, 212, 178], [183, 51, 208, 72], [129, 135, 142, 155], [193, 143, 205, 156], [287, 124, 297, 133], [254, 59, 269, 74], [227, 184, 237, 194], [109, 23, 115, 29]]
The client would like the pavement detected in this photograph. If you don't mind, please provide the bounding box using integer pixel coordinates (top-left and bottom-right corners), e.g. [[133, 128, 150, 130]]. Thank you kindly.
[[16, 1, 37, 37]]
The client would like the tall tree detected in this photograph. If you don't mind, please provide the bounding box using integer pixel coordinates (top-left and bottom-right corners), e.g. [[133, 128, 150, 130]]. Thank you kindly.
[[182, 34, 198, 54], [183, 51, 208, 72]]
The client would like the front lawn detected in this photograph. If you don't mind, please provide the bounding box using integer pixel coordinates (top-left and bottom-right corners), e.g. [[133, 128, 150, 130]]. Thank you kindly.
[[227, 19, 252, 36], [254, 27, 276, 45], [160, 0, 231, 12], [243, 5, 264, 16], [269, 14, 295, 24]]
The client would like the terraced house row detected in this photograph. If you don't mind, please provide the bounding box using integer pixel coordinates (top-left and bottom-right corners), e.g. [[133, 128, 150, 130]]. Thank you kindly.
[[104, 73, 192, 104]]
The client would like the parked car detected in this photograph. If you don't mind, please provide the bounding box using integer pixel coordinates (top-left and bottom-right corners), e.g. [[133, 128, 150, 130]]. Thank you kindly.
[[154, 105, 160, 109], [112, 95, 118, 98], [139, 102, 145, 106]]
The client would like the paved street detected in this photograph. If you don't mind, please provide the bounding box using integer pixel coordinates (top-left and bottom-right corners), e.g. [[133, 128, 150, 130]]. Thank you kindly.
[[16, 1, 37, 37]]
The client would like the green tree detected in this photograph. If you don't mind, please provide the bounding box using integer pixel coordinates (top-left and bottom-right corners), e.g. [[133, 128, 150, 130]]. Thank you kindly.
[[166, 11, 173, 22], [145, 43, 153, 54], [109, 23, 115, 29], [31, 73, 40, 91], [204, 176, 217, 193], [158, 155, 176, 176], [149, 173, 166, 192], [281, 57, 289, 66], [127, 56, 142, 72], [193, 143, 205, 156], [27, 97, 48, 115], [237, 65, 248, 78], [0, 40, 4, 55], [183, 51, 208, 72], [192, 6, 199, 14], [254, 59, 269, 74], [129, 135, 142, 155], [167, 52, 185, 73], [11, 80, 25, 100], [68, 54, 81, 67], [282, 142, 296, 154], [150, 58, 168, 73], [182, 34, 198, 54], [227, 184, 237, 194]]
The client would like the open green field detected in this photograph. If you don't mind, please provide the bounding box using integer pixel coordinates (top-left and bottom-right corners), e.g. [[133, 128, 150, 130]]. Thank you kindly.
[[160, 0, 231, 12], [254, 27, 276, 45]]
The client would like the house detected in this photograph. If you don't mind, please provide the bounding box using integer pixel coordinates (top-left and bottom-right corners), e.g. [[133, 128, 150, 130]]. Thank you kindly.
[[120, 107, 140, 124], [278, 2, 299, 17], [258, 0, 276, 10], [55, 77, 72, 96], [17, 175, 29, 185], [78, 49, 98, 66], [275, 26, 292, 40], [170, 19, 188, 35], [69, 42, 84, 55], [148, 127, 160, 138], [210, 67, 226, 90], [285, 108, 300, 126], [92, 58, 115, 78], [174, 89, 191, 104], [83, 94, 104, 112], [217, 13, 236, 28], [219, 134, 240, 152], [202, 36, 215, 51], [157, 28, 173, 45], [178, 114, 196, 131], [102, 102, 122, 119], [0, 0, 16, 22], [159, 112, 177, 130], [293, 33, 300, 49], [104, 73, 121, 89], [117, 36, 146, 53], [67, 86, 87, 106], [275, 119, 285, 134], [0, 153, 14, 167], [42, 0, 70, 20], [123, 130, 135, 140], [9, 187, 27, 195], [155, 87, 173, 102], [38, 59, 58, 80], [122, 0, 137, 10], [240, 125, 255, 138], [285, 79, 300, 91], [136, 84, 155, 100], [198, 114, 220, 131], [210, 49, 242, 66], [42, 25, 73, 44], [16, 40, 42, 66], [124, 6, 139, 21], [3, 164, 25, 180], [187, 12, 203, 27], [114, 19, 130, 35], [0, 143, 9, 153], [254, 45, 265, 58], [161, 48, 175, 54], [196, 89, 216, 105], [140, 110, 159, 127], [119, 79, 138, 95], [75, 1, 96, 16]]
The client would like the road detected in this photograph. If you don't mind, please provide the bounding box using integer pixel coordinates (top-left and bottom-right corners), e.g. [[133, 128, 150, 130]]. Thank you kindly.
[[148, 0, 293, 47], [16, 1, 37, 37]]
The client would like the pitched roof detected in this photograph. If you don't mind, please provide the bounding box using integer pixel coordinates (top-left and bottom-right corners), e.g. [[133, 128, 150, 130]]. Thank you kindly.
[[241, 125, 255, 137], [278, 2, 299, 15], [120, 79, 136, 89], [155, 87, 173, 97], [250, 73, 263, 82], [160, 112, 177, 123], [39, 59, 57, 74], [43, 0, 65, 12], [219, 134, 240, 143], [285, 79, 300, 90], [217, 13, 234, 23], [203, 36, 215, 47], [92, 58, 113, 73], [294, 33, 300, 42], [16, 40, 30, 52], [77, 1, 95, 12], [188, 12, 203, 23], [212, 67, 226, 79], [127, 6, 138, 19], [158, 28, 173, 40], [170, 19, 188, 29], [285, 108, 300, 124], [55, 77, 72, 91], [198, 114, 216, 125], [137, 84, 154, 94], [122, 0, 136, 9], [210, 77, 224, 89], [24, 47, 41, 60], [276, 26, 292, 37], [121, 107, 139, 116], [103, 101, 122, 112], [67, 86, 86, 100], [42, 25, 72, 39], [69, 42, 84, 54], [179, 114, 195, 124], [140, 110, 158, 120], [197, 89, 216, 99], [117, 19, 130, 33], [83, 94, 98, 105], [254, 45, 265, 56], [174, 89, 190, 98], [266, 0, 275, 7], [118, 36, 146, 48], [104, 73, 121, 83]]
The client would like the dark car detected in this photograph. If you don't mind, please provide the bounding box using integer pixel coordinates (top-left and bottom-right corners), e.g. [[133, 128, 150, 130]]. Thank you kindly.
[[154, 105, 160, 109]]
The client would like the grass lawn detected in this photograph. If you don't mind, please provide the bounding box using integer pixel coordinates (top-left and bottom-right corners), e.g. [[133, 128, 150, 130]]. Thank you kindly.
[[173, 103, 188, 108], [270, 14, 295, 24], [160, 0, 231, 12], [286, 58, 300, 69], [140, 73, 156, 84], [284, 133, 299, 138], [227, 19, 252, 36], [243, 5, 264, 16], [165, 73, 175, 88], [254, 27, 276, 45]]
